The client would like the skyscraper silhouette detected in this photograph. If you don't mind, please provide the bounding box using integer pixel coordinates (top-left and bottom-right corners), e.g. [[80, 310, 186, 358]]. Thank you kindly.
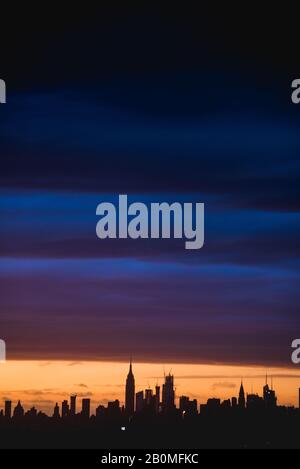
[[155, 385, 160, 413], [81, 398, 91, 419], [4, 400, 11, 419], [53, 402, 60, 419], [125, 357, 135, 416], [13, 401, 24, 419], [61, 400, 69, 419], [162, 373, 175, 412], [238, 381, 245, 409], [263, 375, 277, 408], [70, 395, 77, 416], [136, 390, 144, 413]]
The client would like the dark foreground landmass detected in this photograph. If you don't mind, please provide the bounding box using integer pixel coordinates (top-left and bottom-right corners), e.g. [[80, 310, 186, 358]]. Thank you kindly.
[[1, 411, 300, 449]]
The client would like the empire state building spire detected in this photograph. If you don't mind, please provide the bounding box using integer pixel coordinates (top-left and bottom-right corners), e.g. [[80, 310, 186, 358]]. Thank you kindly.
[[125, 357, 135, 416]]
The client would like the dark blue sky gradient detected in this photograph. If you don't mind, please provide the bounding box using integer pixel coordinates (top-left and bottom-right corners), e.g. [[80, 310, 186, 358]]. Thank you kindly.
[[1, 10, 300, 365]]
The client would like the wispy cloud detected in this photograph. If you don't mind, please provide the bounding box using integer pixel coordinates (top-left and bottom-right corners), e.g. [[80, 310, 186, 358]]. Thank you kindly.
[[211, 382, 236, 390]]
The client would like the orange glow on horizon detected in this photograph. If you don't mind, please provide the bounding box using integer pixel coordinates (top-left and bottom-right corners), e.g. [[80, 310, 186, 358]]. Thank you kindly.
[[0, 360, 300, 415]]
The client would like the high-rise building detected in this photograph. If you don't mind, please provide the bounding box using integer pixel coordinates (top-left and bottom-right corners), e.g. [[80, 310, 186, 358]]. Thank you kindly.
[[221, 399, 231, 409], [179, 396, 198, 416], [81, 398, 91, 419], [201, 398, 221, 417], [145, 389, 153, 406], [13, 400, 24, 419], [125, 358, 135, 416], [179, 395, 189, 413], [61, 400, 69, 419], [155, 385, 160, 413], [238, 381, 245, 409], [263, 376, 277, 408], [4, 400, 12, 419], [247, 393, 264, 411], [96, 405, 106, 418], [107, 399, 120, 418], [53, 402, 60, 419], [26, 407, 37, 418], [162, 373, 175, 412], [145, 389, 156, 413], [70, 395, 77, 416], [136, 391, 144, 413]]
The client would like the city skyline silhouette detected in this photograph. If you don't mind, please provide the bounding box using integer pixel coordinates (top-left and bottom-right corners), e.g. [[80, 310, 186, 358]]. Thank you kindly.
[[1, 359, 299, 418], [1, 358, 300, 449]]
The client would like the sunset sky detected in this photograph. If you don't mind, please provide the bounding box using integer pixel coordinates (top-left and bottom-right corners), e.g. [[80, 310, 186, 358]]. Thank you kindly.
[[1, 9, 300, 406], [1, 361, 300, 415]]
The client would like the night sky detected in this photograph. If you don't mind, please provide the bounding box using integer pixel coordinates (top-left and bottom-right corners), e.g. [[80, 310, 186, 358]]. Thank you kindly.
[[1, 7, 300, 366]]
